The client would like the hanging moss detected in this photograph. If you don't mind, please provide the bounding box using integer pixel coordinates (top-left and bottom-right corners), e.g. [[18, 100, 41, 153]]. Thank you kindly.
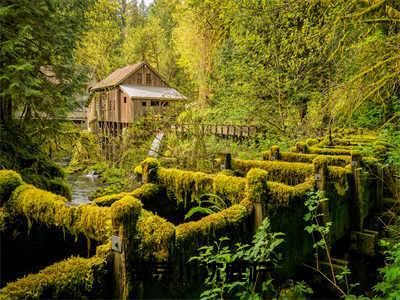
[[0, 251, 111, 299], [157, 167, 247, 207], [0, 170, 23, 204], [157, 167, 214, 207], [137, 210, 175, 261], [7, 184, 112, 242], [232, 159, 313, 185]]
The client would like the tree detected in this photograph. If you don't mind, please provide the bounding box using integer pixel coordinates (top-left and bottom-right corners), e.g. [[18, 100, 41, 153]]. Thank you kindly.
[[74, 0, 123, 79], [0, 0, 92, 123]]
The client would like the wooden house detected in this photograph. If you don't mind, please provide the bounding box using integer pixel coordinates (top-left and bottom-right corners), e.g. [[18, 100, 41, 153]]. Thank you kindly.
[[87, 61, 185, 134]]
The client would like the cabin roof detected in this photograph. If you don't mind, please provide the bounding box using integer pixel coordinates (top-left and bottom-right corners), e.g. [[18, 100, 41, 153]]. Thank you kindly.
[[90, 61, 168, 91], [90, 63, 142, 91], [120, 84, 186, 100]]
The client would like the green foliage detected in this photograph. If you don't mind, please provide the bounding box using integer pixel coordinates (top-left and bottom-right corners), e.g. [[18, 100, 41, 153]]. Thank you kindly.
[[0, 253, 111, 299], [0, 0, 91, 121], [68, 132, 101, 173], [184, 194, 229, 221], [373, 241, 400, 300], [0, 125, 69, 196], [304, 190, 359, 297], [0, 170, 23, 203], [190, 217, 284, 299]]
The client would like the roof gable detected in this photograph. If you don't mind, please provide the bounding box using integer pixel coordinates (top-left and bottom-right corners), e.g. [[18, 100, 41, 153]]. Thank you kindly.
[[90, 61, 168, 92]]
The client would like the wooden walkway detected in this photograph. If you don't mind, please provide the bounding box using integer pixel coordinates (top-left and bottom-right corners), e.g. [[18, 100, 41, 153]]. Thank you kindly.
[[171, 124, 261, 138]]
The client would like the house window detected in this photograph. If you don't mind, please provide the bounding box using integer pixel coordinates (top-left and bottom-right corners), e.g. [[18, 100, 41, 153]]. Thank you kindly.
[[151, 101, 159, 106], [142, 101, 147, 107], [124, 97, 127, 103], [161, 101, 169, 107], [146, 73, 152, 85], [137, 73, 142, 84]]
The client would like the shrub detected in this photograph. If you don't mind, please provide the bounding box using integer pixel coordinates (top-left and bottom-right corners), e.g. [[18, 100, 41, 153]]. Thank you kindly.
[[0, 170, 23, 204]]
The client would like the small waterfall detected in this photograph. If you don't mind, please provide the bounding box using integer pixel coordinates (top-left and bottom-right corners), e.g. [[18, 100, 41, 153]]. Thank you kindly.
[[148, 131, 164, 157]]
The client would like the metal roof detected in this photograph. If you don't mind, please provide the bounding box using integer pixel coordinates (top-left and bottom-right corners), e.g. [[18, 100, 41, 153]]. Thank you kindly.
[[90, 63, 143, 91], [120, 84, 186, 100]]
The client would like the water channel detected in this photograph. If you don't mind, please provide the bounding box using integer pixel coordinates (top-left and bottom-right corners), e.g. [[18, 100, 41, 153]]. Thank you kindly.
[[66, 173, 103, 205]]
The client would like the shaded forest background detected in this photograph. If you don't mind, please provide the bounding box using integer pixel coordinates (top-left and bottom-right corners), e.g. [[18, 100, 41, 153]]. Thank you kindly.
[[74, 0, 400, 135], [1, 0, 400, 134]]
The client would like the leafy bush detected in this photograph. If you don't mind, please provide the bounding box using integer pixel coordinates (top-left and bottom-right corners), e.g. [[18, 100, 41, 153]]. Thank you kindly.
[[0, 170, 23, 204]]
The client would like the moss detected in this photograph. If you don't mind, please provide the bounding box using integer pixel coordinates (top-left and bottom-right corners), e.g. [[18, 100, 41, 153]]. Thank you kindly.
[[157, 167, 247, 208], [0, 255, 110, 299], [295, 142, 309, 153], [308, 147, 353, 156], [93, 184, 163, 207], [267, 179, 313, 207], [232, 159, 313, 185], [8, 184, 112, 242], [216, 169, 236, 177], [246, 168, 269, 203], [0, 170, 23, 204], [175, 202, 249, 244], [158, 167, 214, 207], [140, 158, 160, 183], [75, 205, 112, 242], [212, 174, 246, 204], [133, 165, 143, 176], [327, 166, 351, 196], [137, 211, 175, 261], [131, 183, 164, 203], [94, 192, 130, 207], [306, 138, 319, 146], [110, 195, 142, 225]]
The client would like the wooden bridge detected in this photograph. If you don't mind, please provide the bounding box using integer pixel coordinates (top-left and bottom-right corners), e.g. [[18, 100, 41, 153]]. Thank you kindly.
[[171, 123, 262, 138]]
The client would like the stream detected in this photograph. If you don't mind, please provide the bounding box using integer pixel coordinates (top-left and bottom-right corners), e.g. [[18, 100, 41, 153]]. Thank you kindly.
[[66, 173, 103, 205]]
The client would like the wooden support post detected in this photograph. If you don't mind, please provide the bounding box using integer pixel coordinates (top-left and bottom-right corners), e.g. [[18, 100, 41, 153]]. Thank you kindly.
[[111, 197, 142, 299], [246, 169, 269, 232], [270, 146, 281, 161], [313, 158, 332, 244], [351, 152, 364, 230], [141, 159, 159, 184], [217, 152, 232, 170], [350, 229, 378, 256]]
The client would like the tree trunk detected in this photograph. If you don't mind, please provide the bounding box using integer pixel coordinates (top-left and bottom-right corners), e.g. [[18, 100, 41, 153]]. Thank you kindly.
[[0, 97, 12, 123]]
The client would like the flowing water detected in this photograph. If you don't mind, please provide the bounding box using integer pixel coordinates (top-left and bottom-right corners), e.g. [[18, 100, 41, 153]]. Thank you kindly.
[[66, 173, 103, 205]]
